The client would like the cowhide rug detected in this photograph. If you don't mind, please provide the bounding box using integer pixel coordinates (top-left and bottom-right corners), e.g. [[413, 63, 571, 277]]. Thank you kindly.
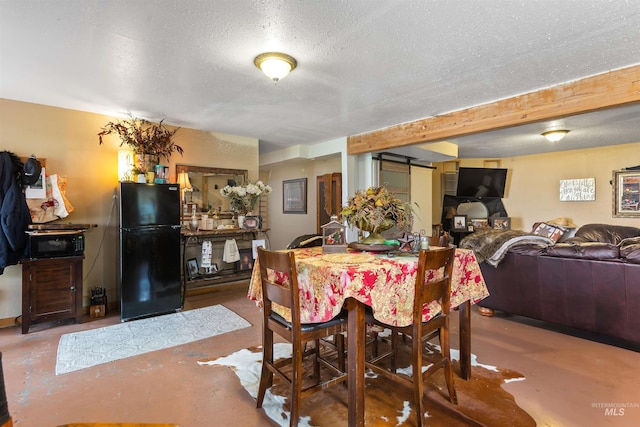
[[199, 340, 535, 426]]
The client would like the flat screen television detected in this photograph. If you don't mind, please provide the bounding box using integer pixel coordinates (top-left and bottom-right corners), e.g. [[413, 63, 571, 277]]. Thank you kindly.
[[455, 167, 507, 198]]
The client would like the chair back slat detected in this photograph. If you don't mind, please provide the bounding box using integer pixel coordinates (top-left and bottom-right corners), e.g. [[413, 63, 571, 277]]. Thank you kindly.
[[414, 247, 455, 319], [420, 277, 448, 307], [264, 281, 292, 310]]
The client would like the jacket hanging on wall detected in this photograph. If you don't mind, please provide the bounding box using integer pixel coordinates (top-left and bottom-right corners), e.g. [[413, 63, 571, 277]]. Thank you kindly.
[[0, 151, 32, 274]]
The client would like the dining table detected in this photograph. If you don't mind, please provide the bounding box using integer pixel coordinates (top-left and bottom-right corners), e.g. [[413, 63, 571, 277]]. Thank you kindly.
[[247, 246, 489, 427]]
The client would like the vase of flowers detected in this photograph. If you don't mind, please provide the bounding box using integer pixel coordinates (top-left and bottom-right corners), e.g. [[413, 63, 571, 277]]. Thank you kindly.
[[220, 180, 272, 219], [340, 185, 411, 245]]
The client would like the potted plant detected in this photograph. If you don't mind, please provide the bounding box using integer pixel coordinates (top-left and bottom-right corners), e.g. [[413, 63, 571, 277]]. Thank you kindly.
[[340, 185, 412, 244], [98, 114, 183, 173]]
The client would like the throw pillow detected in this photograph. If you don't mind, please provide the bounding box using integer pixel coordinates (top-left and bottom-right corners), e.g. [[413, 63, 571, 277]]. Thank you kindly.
[[531, 222, 565, 242]]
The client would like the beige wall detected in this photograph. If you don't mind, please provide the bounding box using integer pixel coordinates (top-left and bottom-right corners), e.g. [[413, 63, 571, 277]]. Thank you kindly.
[[0, 98, 258, 321], [262, 156, 342, 250], [433, 143, 640, 231], [410, 166, 433, 234]]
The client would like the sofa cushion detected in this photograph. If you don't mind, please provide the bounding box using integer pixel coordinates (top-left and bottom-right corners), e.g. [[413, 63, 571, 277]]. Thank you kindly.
[[546, 242, 620, 260], [563, 223, 640, 245]]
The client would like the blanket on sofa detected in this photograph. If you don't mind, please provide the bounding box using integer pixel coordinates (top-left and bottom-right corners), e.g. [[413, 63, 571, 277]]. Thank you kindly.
[[460, 229, 554, 266]]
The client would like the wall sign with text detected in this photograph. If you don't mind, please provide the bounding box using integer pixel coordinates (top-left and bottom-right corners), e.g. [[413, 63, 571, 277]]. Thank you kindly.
[[559, 178, 595, 201]]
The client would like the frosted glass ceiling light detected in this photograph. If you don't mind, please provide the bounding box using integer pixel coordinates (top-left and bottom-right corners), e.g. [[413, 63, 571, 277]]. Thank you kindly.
[[541, 129, 569, 142], [254, 52, 297, 82]]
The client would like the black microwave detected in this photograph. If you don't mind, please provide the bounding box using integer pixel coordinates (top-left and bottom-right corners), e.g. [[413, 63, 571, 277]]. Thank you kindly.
[[27, 231, 85, 259]]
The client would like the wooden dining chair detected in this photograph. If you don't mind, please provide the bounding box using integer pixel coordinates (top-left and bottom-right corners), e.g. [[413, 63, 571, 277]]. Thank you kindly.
[[365, 247, 457, 427], [428, 231, 453, 248], [56, 424, 180, 427], [256, 247, 348, 427], [0, 353, 12, 427]]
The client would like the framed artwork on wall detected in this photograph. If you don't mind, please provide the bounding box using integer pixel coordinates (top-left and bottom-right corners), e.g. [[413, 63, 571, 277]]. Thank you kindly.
[[613, 169, 640, 217], [283, 178, 307, 214]]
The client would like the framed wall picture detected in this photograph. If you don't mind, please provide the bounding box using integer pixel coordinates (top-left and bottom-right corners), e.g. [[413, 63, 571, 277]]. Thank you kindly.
[[283, 178, 307, 214], [452, 215, 468, 231], [186, 258, 199, 280], [613, 169, 640, 217], [492, 217, 511, 230], [237, 248, 254, 271]]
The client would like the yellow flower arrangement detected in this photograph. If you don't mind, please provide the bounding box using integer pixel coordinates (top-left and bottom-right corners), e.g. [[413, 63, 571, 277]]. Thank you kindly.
[[340, 185, 411, 233]]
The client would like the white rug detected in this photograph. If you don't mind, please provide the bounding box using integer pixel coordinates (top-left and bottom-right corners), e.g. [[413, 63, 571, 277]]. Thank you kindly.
[[56, 305, 251, 375]]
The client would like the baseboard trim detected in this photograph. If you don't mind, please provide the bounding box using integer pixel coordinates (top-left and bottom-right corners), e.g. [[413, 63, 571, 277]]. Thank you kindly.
[[186, 280, 249, 297], [0, 316, 18, 329]]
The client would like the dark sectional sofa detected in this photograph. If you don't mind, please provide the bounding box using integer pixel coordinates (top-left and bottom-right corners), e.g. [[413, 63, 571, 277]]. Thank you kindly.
[[475, 223, 640, 344]]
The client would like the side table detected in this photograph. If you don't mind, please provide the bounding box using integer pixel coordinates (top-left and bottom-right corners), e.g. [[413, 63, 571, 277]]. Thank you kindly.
[[21, 256, 84, 334]]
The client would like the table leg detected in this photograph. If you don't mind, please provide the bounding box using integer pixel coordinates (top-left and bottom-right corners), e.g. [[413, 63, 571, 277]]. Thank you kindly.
[[459, 300, 471, 380], [346, 298, 365, 427]]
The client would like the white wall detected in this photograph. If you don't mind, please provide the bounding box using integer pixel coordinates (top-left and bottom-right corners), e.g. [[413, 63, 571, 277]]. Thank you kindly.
[[262, 156, 342, 250]]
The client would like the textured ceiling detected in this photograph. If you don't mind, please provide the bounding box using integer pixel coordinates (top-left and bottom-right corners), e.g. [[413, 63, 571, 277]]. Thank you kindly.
[[1, 0, 640, 159]]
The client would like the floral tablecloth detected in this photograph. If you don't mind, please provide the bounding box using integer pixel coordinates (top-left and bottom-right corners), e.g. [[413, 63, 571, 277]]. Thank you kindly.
[[248, 247, 489, 327]]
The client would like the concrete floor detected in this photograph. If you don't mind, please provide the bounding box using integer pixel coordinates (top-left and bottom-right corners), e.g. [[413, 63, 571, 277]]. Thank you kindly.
[[1, 283, 639, 426]]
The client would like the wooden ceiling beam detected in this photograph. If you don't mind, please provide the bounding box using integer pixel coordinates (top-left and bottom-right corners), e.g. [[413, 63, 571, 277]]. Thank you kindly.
[[347, 64, 640, 155]]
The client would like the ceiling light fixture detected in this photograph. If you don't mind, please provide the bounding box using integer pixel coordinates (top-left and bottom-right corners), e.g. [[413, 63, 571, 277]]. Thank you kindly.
[[254, 52, 297, 82], [541, 129, 569, 142]]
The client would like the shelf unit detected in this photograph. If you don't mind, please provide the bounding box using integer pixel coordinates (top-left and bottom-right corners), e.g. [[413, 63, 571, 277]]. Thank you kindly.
[[180, 228, 267, 297]]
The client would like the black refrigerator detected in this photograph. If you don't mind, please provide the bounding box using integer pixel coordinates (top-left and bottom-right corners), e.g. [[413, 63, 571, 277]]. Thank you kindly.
[[119, 182, 182, 321]]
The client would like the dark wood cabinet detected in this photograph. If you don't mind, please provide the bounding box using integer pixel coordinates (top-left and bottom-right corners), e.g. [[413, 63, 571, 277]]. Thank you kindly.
[[316, 173, 342, 234], [21, 256, 84, 334]]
